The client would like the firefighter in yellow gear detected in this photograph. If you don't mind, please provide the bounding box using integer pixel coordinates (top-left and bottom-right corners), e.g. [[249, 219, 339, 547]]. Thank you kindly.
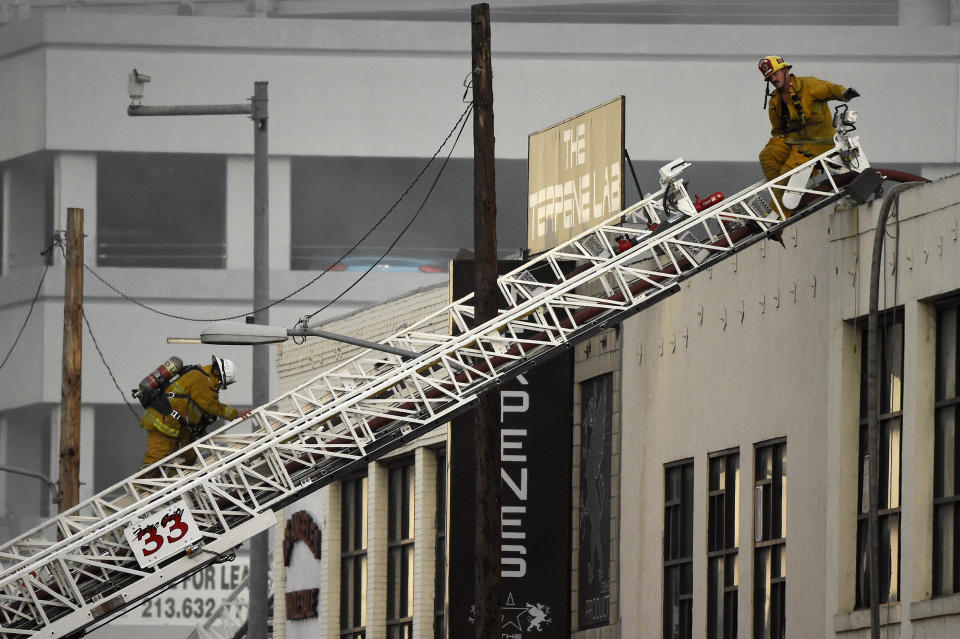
[[757, 55, 859, 215], [140, 356, 250, 469]]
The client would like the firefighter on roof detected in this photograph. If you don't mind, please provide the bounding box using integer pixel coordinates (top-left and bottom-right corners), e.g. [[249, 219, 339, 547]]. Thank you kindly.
[[140, 355, 250, 469], [758, 55, 859, 213]]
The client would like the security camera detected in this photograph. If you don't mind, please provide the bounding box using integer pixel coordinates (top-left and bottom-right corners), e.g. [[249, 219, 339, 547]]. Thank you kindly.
[[128, 68, 152, 105]]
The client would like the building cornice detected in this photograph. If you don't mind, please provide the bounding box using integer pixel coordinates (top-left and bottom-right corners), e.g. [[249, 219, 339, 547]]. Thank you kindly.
[[1, 12, 958, 61]]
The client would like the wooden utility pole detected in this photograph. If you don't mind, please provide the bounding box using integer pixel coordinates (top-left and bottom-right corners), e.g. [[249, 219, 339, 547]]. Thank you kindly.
[[58, 208, 83, 513], [471, 4, 500, 639]]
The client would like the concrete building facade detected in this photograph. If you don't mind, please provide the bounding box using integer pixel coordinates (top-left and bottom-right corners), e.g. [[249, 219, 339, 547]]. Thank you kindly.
[[1, 2, 960, 639]]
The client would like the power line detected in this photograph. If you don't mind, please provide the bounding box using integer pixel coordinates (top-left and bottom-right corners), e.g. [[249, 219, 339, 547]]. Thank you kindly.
[[81, 100, 475, 325], [299, 101, 473, 327], [0, 242, 55, 374], [81, 307, 142, 424]]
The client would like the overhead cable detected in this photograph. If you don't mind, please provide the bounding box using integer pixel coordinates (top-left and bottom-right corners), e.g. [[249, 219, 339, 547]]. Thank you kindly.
[[81, 100, 475, 324], [0, 240, 55, 374], [296, 101, 474, 332]]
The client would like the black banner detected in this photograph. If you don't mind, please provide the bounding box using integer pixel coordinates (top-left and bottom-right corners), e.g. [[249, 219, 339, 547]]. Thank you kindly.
[[448, 260, 573, 638], [577, 373, 612, 629]]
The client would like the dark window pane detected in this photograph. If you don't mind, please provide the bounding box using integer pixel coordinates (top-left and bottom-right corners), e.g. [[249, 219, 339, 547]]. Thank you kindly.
[[707, 558, 720, 639], [664, 460, 693, 639], [934, 502, 957, 595], [388, 462, 414, 628], [936, 406, 957, 499], [97, 153, 226, 268], [882, 514, 901, 602], [708, 451, 739, 639], [754, 546, 770, 638], [434, 452, 446, 639], [937, 307, 958, 401], [341, 476, 368, 637], [755, 441, 786, 638], [289, 157, 528, 270], [856, 313, 903, 607]]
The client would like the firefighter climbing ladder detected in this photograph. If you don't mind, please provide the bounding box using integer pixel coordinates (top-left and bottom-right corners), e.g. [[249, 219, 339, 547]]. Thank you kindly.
[[0, 127, 877, 638]]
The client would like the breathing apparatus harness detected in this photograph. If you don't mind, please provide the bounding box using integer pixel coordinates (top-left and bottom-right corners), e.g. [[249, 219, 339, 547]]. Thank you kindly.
[[134, 357, 219, 437]]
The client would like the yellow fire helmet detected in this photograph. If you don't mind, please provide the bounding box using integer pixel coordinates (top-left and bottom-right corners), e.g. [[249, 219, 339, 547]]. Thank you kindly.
[[758, 55, 792, 80]]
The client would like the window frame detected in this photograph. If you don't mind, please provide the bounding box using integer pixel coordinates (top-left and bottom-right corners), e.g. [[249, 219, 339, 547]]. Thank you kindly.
[[434, 449, 447, 639], [854, 309, 904, 609], [753, 437, 786, 639], [934, 296, 960, 596], [707, 448, 739, 639], [663, 458, 694, 639], [386, 459, 415, 639], [340, 474, 368, 639]]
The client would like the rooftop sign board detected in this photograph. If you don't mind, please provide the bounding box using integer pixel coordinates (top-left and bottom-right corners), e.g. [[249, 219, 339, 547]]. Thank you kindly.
[[527, 96, 624, 254]]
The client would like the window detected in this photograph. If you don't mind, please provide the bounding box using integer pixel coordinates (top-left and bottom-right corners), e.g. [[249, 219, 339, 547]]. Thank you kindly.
[[578, 373, 613, 629], [341, 476, 368, 639], [754, 439, 785, 639], [97, 153, 226, 268], [387, 462, 415, 639], [855, 312, 903, 608], [289, 157, 528, 270], [935, 300, 960, 595], [434, 451, 447, 639], [664, 459, 693, 639], [708, 449, 739, 639]]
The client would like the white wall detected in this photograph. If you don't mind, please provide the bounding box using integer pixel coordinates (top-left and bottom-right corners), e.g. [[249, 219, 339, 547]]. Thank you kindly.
[[0, 13, 956, 165], [619, 173, 960, 638]]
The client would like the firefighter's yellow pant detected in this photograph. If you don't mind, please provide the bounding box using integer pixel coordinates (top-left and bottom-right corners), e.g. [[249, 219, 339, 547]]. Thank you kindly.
[[141, 427, 195, 469], [759, 137, 833, 217]]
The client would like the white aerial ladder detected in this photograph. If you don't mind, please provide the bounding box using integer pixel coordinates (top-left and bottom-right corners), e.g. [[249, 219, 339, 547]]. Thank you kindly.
[[1, 111, 883, 639]]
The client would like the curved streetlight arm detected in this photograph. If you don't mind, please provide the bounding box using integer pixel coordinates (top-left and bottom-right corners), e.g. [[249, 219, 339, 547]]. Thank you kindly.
[[287, 327, 419, 359], [200, 321, 419, 359], [0, 464, 61, 504]]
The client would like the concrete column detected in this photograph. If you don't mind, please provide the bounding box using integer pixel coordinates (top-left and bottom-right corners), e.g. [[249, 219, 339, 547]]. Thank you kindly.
[[270, 157, 291, 272], [413, 447, 438, 639], [226, 155, 253, 271], [78, 406, 94, 504], [5, 156, 48, 271], [272, 507, 287, 639], [321, 484, 341, 639], [225, 155, 291, 271], [52, 152, 97, 267], [0, 414, 11, 543], [1, 167, 8, 275], [0, 414, 7, 519], [366, 461, 388, 639], [903, 301, 937, 607], [826, 207, 870, 616], [899, 0, 950, 24]]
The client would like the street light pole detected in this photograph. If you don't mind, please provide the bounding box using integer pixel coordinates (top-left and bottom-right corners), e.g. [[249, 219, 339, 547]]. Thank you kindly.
[[248, 80, 270, 639], [128, 75, 271, 639]]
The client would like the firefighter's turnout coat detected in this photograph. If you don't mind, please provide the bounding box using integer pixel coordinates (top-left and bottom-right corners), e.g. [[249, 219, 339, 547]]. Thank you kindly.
[[140, 365, 240, 438], [759, 74, 847, 182]]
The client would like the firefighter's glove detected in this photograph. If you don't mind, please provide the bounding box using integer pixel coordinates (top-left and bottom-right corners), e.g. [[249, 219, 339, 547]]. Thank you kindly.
[[841, 88, 860, 102]]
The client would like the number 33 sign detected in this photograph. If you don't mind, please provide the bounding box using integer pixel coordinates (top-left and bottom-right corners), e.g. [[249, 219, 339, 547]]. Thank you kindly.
[[124, 498, 202, 569]]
